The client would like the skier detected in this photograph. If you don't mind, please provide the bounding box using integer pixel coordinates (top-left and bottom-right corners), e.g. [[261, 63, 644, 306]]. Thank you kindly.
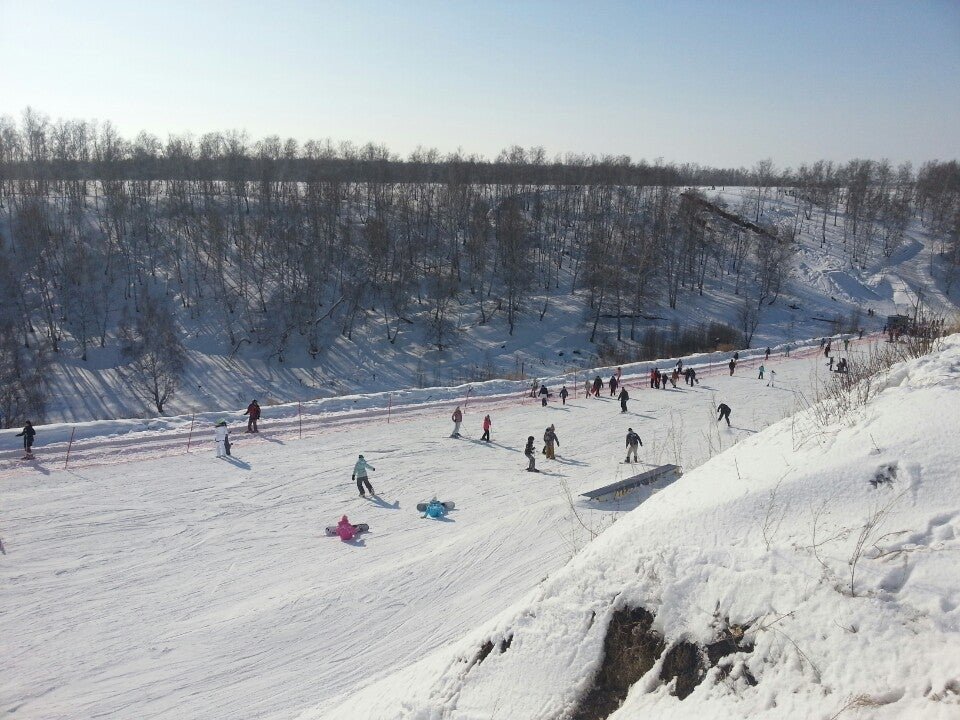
[[765, 347, 771, 360], [244, 399, 261, 433], [649, 368, 657, 389], [543, 425, 559, 459], [767, 370, 777, 387], [758, 364, 765, 380], [618, 387, 629, 413], [482, 414, 492, 442], [559, 386, 569, 405], [16, 421, 36, 458], [336, 515, 357, 541], [353, 454, 376, 497], [609, 374, 618, 396], [728, 358, 736, 376], [592, 376, 603, 398], [451, 406, 463, 437], [214, 420, 230, 458], [539, 383, 550, 406], [524, 436, 538, 472], [625, 427, 642, 463], [717, 403, 732, 427]]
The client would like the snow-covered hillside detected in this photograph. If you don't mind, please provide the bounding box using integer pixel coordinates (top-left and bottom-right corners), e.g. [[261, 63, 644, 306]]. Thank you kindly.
[[4, 336, 854, 719], [315, 337, 960, 720], [20, 185, 960, 425], [6, 336, 958, 718]]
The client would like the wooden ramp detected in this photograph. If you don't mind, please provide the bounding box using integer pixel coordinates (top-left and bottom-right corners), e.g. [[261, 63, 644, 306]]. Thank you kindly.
[[581, 464, 682, 502]]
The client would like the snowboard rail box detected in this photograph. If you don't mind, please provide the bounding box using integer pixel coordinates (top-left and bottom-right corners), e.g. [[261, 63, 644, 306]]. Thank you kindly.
[[581, 464, 682, 502]]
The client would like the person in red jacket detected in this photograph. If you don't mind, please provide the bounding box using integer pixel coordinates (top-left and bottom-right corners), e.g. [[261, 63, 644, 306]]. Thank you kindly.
[[244, 399, 261, 433], [481, 414, 492, 442]]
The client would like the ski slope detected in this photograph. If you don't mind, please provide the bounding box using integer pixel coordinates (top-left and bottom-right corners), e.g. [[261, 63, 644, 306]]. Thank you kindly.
[[0, 339, 894, 718], [317, 337, 960, 720]]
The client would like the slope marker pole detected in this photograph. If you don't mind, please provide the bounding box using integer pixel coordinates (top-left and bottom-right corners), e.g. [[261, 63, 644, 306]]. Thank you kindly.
[[186, 413, 196, 453], [63, 427, 76, 469]]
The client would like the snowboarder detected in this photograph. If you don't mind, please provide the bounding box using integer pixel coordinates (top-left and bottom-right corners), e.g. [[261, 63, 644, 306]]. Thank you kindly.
[[670, 369, 679, 388], [767, 370, 777, 387], [734, 351, 740, 362], [616, 366, 623, 382], [828, 356, 835, 371], [650, 368, 657, 389], [717, 403, 732, 427], [676, 358, 683, 373], [539, 383, 550, 406], [481, 414, 492, 442], [820, 338, 826, 349], [353, 454, 376, 497], [618, 387, 629, 413], [758, 364, 765, 380], [244, 399, 261, 433], [765, 347, 771, 360], [660, 371, 668, 390], [543, 425, 559, 459], [451, 406, 463, 437], [843, 338, 849, 351], [524, 436, 537, 472], [214, 420, 230, 458], [16, 421, 35, 458], [592, 376, 603, 398], [529, 379, 539, 398], [609, 375, 618, 396], [728, 358, 736, 376], [423, 499, 448, 518], [336, 515, 357, 541], [584, 379, 592, 397], [858, 329, 864, 340], [625, 428, 642, 463], [559, 386, 569, 405], [824, 342, 831, 358]]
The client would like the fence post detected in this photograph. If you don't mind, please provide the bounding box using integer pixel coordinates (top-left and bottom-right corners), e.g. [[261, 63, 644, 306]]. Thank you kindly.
[[63, 427, 76, 470], [298, 401, 303, 439], [186, 413, 196, 453], [387, 394, 392, 424]]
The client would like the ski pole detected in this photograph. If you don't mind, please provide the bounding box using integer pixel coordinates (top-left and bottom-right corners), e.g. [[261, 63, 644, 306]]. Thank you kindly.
[[63, 427, 76, 470]]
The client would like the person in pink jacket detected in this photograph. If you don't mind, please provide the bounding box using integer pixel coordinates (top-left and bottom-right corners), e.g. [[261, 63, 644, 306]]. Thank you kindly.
[[336, 515, 356, 541], [481, 414, 492, 442]]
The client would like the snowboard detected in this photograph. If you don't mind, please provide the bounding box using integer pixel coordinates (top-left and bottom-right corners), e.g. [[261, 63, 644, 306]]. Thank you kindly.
[[325, 523, 369, 536], [224, 435, 232, 456], [416, 501, 455, 512]]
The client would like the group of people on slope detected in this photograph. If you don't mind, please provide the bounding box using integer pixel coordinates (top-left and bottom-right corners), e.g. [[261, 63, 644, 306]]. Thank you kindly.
[[213, 399, 261, 458]]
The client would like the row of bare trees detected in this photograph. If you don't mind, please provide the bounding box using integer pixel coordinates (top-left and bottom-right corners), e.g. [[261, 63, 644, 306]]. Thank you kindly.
[[0, 110, 957, 423]]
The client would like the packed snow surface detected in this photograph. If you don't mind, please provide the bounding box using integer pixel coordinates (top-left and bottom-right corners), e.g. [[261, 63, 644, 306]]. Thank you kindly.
[[3, 337, 959, 719]]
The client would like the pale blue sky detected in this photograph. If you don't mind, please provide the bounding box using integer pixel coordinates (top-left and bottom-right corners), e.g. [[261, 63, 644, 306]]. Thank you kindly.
[[1, 0, 958, 167]]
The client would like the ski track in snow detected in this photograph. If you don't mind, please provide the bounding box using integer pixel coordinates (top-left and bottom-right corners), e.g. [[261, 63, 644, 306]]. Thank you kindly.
[[1, 339, 883, 719]]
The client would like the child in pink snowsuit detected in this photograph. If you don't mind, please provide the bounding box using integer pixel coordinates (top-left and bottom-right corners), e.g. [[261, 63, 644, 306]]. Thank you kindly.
[[336, 515, 356, 541]]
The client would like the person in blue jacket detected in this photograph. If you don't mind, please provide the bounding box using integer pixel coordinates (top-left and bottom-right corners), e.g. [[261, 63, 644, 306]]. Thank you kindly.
[[352, 454, 376, 497]]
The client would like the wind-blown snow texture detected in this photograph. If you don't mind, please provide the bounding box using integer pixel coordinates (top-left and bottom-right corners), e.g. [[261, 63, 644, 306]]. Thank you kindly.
[[3, 337, 959, 719]]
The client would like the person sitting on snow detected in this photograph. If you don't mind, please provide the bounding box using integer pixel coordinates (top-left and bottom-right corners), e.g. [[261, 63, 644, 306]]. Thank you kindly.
[[336, 515, 357, 541]]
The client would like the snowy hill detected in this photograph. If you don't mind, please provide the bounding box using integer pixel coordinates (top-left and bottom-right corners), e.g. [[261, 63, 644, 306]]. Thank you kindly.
[[312, 337, 960, 719], [10, 183, 959, 426], [4, 335, 959, 719]]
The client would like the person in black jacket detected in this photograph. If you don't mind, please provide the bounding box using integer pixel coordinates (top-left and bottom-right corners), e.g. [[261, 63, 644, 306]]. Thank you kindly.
[[16, 421, 36, 457], [592, 376, 603, 398], [618, 387, 629, 413], [559, 386, 569, 405], [524, 436, 538, 472], [625, 428, 642, 463], [717, 403, 732, 427]]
